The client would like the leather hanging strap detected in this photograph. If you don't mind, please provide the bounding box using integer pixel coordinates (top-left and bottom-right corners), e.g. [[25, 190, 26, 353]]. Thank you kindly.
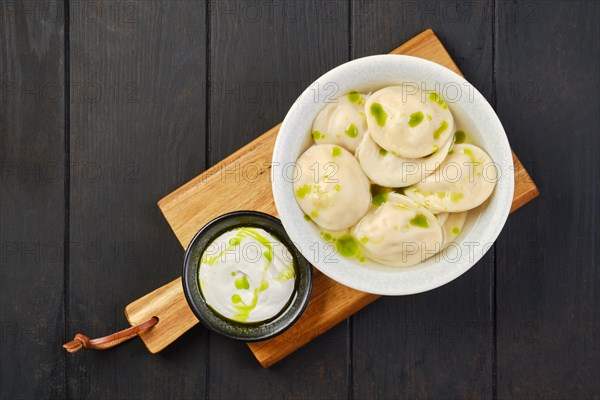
[[63, 317, 159, 353]]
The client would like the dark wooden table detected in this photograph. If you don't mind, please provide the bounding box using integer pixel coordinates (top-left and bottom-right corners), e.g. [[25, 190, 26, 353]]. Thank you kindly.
[[1, 1, 598, 399]]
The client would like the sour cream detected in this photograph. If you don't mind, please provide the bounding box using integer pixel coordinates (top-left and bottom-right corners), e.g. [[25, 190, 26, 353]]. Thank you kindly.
[[198, 227, 296, 323]]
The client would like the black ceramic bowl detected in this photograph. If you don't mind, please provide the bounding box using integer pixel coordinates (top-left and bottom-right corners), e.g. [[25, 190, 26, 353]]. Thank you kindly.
[[182, 211, 313, 341]]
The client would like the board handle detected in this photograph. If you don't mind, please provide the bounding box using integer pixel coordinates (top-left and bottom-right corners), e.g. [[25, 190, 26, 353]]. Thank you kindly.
[[124, 277, 200, 354], [63, 317, 159, 352]]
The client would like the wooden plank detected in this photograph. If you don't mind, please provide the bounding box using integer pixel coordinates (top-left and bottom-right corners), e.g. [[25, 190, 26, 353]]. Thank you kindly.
[[247, 269, 377, 368], [350, 3, 496, 398], [67, 1, 207, 398], [0, 1, 66, 398], [389, 28, 537, 213], [158, 29, 538, 249], [139, 28, 538, 372], [159, 124, 280, 248], [495, 1, 599, 398], [125, 277, 198, 354], [205, 1, 351, 398]]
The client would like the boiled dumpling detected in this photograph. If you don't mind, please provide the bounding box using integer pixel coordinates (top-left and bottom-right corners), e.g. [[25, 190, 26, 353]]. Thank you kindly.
[[405, 144, 497, 212], [365, 86, 454, 158], [352, 193, 443, 266], [311, 92, 369, 152], [355, 131, 453, 187], [436, 212, 468, 246], [294, 144, 371, 231], [435, 212, 450, 226]]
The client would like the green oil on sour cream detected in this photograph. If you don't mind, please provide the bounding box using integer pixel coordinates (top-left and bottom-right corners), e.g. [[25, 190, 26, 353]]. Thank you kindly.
[[199, 227, 296, 323]]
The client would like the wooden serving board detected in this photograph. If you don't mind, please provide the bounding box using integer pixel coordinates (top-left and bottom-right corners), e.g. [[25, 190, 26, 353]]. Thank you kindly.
[[125, 29, 539, 367]]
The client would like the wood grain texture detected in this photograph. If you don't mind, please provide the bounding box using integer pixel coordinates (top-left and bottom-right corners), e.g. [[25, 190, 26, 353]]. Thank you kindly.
[[159, 29, 538, 248], [146, 27, 539, 374], [388, 28, 538, 213], [6, 1, 596, 398], [0, 1, 66, 398], [495, 1, 599, 398], [351, 3, 496, 398], [125, 277, 198, 354], [68, 1, 208, 398], [247, 269, 377, 368], [206, 1, 351, 398], [159, 124, 279, 248]]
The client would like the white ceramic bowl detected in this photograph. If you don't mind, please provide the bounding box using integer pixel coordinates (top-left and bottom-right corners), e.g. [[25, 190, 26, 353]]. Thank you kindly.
[[271, 55, 514, 295]]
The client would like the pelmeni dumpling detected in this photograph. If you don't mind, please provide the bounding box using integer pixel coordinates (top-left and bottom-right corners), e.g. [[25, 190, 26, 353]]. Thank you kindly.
[[435, 212, 450, 226], [436, 212, 468, 246], [405, 144, 498, 212], [365, 86, 454, 158], [352, 193, 443, 266], [294, 144, 371, 231], [311, 92, 369, 152], [355, 131, 453, 187]]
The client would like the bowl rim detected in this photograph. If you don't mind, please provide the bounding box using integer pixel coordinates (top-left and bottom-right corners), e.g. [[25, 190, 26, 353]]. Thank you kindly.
[[271, 54, 514, 296], [181, 210, 313, 341]]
